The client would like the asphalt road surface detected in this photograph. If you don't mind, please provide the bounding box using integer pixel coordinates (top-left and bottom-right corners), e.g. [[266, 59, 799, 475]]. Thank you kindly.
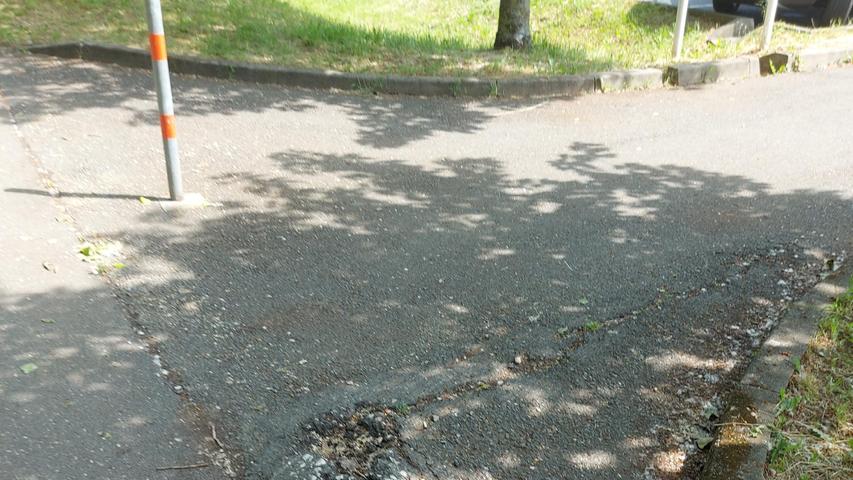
[[1, 53, 851, 479]]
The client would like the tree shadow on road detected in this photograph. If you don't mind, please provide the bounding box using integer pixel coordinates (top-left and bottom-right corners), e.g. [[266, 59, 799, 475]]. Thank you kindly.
[[1, 53, 537, 150], [4, 32, 853, 479], [63, 140, 852, 479], [0, 283, 218, 479]]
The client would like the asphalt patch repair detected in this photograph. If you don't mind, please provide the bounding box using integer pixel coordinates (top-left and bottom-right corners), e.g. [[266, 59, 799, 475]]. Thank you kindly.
[[212, 243, 835, 480], [5, 53, 852, 480]]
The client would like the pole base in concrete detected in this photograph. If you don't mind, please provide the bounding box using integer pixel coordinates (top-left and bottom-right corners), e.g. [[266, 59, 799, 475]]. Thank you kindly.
[[157, 192, 206, 211]]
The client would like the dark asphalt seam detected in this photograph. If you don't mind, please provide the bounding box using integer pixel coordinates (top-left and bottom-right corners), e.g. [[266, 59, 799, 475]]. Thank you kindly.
[[297, 242, 821, 479], [514, 245, 784, 375], [113, 290, 242, 476]]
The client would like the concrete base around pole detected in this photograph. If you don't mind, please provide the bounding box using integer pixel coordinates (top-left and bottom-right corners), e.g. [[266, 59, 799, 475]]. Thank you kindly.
[[157, 192, 206, 211]]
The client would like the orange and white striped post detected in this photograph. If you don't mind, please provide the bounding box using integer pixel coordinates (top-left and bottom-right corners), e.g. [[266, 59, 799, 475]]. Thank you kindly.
[[144, 0, 183, 201]]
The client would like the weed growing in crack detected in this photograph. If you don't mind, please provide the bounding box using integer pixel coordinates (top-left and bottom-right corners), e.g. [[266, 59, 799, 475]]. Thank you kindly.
[[583, 321, 602, 333]]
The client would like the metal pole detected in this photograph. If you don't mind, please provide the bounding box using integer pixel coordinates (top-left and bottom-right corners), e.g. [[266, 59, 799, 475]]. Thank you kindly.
[[762, 0, 780, 51], [672, 0, 690, 61], [144, 0, 183, 201]]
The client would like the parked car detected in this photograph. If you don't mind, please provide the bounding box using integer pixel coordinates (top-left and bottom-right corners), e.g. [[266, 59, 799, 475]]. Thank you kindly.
[[713, 0, 853, 26]]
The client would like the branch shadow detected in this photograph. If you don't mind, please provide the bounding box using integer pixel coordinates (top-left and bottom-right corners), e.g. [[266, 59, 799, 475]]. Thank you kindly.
[[0, 285, 213, 479], [1, 52, 538, 149], [76, 141, 852, 479], [4, 188, 167, 201]]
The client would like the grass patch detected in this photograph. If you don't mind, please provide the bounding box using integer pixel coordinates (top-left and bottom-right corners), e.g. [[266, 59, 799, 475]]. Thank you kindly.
[[1, 1, 851, 76], [583, 321, 603, 332], [767, 275, 853, 480], [393, 402, 411, 416]]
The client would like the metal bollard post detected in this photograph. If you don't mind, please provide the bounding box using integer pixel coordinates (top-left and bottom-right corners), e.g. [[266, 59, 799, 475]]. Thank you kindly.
[[672, 0, 690, 61], [144, 0, 183, 201], [762, 0, 780, 51]]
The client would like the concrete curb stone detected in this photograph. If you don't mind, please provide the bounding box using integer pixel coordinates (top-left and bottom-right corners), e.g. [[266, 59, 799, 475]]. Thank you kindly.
[[499, 75, 596, 97], [666, 56, 760, 86], [758, 47, 853, 75], [794, 46, 853, 72], [698, 262, 852, 480], [24, 41, 853, 98], [26, 42, 586, 98], [596, 68, 663, 92], [24, 42, 643, 97]]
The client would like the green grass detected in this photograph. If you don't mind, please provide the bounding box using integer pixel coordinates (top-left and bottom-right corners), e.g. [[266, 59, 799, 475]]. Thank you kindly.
[[583, 320, 603, 332], [767, 276, 853, 480], [1, 0, 851, 76]]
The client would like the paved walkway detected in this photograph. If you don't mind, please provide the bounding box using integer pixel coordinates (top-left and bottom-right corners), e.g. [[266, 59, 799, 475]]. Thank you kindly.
[[1, 52, 851, 479], [0, 85, 225, 479]]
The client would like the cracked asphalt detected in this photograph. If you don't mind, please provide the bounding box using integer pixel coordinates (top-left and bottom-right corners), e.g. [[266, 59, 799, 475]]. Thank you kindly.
[[1, 52, 851, 479]]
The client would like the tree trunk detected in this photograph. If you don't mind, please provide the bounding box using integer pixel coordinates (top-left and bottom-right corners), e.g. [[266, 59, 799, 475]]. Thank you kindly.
[[494, 0, 531, 50]]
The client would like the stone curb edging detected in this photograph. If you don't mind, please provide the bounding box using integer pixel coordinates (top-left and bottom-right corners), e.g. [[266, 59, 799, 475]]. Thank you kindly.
[[24, 41, 853, 98], [25, 42, 664, 97], [698, 261, 852, 480], [759, 46, 853, 74], [26, 42, 598, 98], [666, 45, 853, 86], [665, 56, 761, 86]]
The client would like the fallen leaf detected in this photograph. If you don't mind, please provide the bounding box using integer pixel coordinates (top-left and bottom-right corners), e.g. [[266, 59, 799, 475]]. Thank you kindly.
[[697, 436, 714, 449], [19, 363, 38, 374], [40, 318, 55, 324], [79, 246, 93, 257], [112, 262, 126, 270], [139, 196, 151, 205], [42, 261, 57, 273], [578, 297, 589, 305]]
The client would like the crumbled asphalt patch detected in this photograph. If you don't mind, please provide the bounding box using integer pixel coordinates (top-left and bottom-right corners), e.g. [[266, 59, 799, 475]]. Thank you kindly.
[[282, 406, 416, 480], [269, 242, 834, 479]]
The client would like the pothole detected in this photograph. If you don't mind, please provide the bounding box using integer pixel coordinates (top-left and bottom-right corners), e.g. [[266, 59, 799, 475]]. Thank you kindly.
[[272, 244, 843, 480], [289, 405, 419, 480]]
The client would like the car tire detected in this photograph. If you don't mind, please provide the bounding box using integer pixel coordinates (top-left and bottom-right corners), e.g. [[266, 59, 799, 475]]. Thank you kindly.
[[820, 0, 853, 26], [712, 0, 740, 14]]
